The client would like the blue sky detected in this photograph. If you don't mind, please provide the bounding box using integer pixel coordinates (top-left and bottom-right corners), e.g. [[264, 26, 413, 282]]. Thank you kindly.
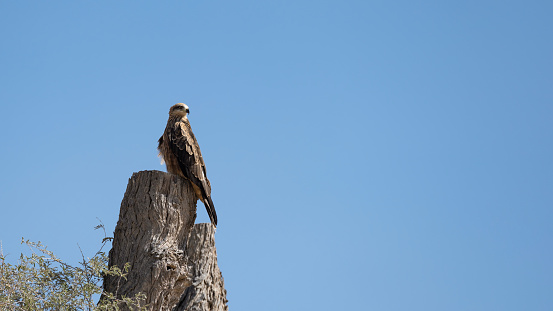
[[1, 1, 552, 310]]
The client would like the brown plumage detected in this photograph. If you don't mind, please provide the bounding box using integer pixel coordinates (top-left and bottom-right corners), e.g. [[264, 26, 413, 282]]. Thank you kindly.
[[158, 103, 217, 226]]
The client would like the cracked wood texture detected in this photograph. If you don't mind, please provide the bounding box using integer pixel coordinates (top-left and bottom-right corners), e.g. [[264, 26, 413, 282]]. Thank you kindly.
[[103, 170, 228, 311]]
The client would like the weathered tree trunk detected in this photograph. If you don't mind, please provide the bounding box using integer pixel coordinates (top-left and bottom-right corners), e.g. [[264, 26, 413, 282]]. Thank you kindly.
[[103, 170, 228, 311]]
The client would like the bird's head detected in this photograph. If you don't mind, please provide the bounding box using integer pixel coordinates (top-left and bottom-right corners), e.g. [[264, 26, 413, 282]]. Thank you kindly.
[[169, 103, 190, 117]]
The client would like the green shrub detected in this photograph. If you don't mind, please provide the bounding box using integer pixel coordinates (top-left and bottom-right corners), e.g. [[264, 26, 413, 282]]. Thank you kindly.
[[0, 225, 146, 311]]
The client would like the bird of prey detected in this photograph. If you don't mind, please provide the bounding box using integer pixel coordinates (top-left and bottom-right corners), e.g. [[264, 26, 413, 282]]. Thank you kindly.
[[158, 103, 217, 226]]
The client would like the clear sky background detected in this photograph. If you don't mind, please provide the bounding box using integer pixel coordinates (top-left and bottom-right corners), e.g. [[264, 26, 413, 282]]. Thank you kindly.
[[1, 1, 552, 310]]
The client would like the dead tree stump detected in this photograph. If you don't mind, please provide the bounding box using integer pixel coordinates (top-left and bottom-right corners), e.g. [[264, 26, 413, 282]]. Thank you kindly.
[[103, 170, 228, 311]]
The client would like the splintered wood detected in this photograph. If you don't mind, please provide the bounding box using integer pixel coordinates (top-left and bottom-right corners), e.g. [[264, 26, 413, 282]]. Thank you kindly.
[[103, 170, 228, 311]]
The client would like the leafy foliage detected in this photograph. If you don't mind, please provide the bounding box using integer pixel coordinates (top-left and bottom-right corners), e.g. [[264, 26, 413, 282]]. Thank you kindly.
[[0, 224, 146, 310]]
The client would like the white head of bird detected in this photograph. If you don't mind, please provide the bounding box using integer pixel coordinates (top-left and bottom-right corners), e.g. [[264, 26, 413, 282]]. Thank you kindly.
[[169, 103, 190, 118]]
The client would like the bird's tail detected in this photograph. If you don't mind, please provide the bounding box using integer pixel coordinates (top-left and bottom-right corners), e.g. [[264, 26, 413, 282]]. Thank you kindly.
[[203, 196, 217, 227]]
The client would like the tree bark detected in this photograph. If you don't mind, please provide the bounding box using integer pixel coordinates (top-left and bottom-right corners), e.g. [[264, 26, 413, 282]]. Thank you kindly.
[[103, 170, 228, 311]]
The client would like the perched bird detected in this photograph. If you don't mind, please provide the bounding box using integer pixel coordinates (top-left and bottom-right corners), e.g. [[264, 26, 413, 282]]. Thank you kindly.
[[158, 103, 217, 226]]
